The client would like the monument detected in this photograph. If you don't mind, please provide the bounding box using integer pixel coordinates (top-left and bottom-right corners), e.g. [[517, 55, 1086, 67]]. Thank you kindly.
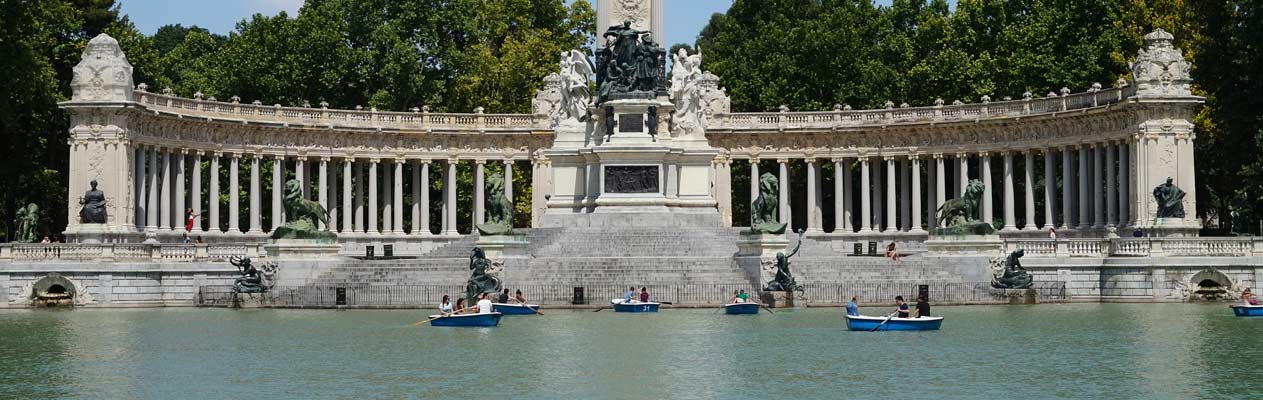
[[476, 172, 529, 258], [264, 179, 340, 258], [14, 203, 39, 243], [927, 179, 1003, 254], [464, 247, 503, 304], [759, 230, 806, 308], [228, 256, 277, 308]]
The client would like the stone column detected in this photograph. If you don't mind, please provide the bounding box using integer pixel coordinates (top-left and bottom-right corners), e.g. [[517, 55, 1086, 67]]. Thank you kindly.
[[503, 160, 514, 209], [715, 159, 732, 227], [295, 157, 307, 200], [1045, 147, 1055, 227], [228, 153, 240, 233], [368, 159, 379, 234], [393, 159, 404, 234], [806, 159, 821, 233], [934, 155, 946, 227], [860, 157, 872, 232], [328, 161, 338, 233], [419, 161, 432, 235], [749, 159, 760, 208], [1023, 150, 1037, 231], [318, 157, 329, 230], [1078, 146, 1091, 230], [980, 153, 994, 225], [134, 148, 145, 229], [1061, 147, 1074, 230], [191, 151, 202, 232], [410, 161, 422, 235], [381, 165, 392, 233], [355, 161, 365, 232], [1002, 151, 1017, 231], [1093, 144, 1106, 229], [159, 148, 172, 231], [445, 160, 459, 235], [271, 156, 284, 230], [873, 162, 883, 231], [957, 153, 970, 195], [208, 152, 219, 233], [778, 159, 790, 229], [174, 150, 186, 232], [911, 156, 924, 232], [1119, 142, 1130, 227], [900, 159, 911, 231], [836, 158, 852, 232], [1106, 142, 1118, 227], [885, 157, 897, 232], [343, 159, 354, 233], [248, 154, 262, 234], [474, 160, 486, 227]]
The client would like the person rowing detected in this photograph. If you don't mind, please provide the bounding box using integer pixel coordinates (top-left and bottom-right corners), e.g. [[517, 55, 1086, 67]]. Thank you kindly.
[[439, 295, 454, 316], [892, 295, 910, 318], [513, 289, 528, 304], [914, 296, 931, 318], [623, 286, 637, 304], [475, 292, 494, 314], [453, 298, 467, 315], [846, 296, 860, 316], [498, 288, 511, 303], [729, 290, 743, 304]]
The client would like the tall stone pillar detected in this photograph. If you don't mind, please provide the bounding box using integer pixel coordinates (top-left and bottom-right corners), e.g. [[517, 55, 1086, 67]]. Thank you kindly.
[[271, 155, 284, 230], [1002, 152, 1017, 231], [778, 159, 790, 230], [1078, 146, 1091, 230], [1043, 149, 1057, 230], [884, 157, 896, 233], [934, 155, 946, 227], [343, 159, 354, 233], [174, 150, 186, 232], [749, 159, 760, 208], [354, 161, 365, 232], [381, 165, 392, 233], [191, 151, 202, 232], [900, 159, 911, 231], [1106, 143, 1118, 227], [228, 153, 240, 233], [248, 154, 262, 234], [418, 161, 432, 235], [1093, 145, 1106, 229], [368, 158, 379, 234], [329, 160, 338, 233], [980, 153, 994, 225], [295, 157, 307, 200], [208, 152, 219, 233], [957, 153, 969, 195], [135, 148, 147, 229], [860, 157, 872, 232], [911, 156, 924, 232], [1119, 142, 1130, 227], [445, 160, 459, 235], [393, 158, 404, 234], [806, 159, 821, 233], [504, 160, 515, 209], [474, 160, 486, 227], [1061, 147, 1074, 230], [159, 148, 172, 231], [318, 157, 329, 230], [1023, 151, 1037, 230], [873, 160, 883, 231], [836, 158, 851, 232], [411, 161, 422, 235]]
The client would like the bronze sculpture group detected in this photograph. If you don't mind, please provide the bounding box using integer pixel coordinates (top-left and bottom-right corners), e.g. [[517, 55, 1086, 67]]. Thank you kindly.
[[465, 247, 503, 304], [14, 203, 40, 243], [476, 173, 513, 236], [229, 256, 276, 294], [764, 230, 805, 293], [595, 20, 667, 104], [934, 179, 996, 235], [991, 249, 1033, 289]]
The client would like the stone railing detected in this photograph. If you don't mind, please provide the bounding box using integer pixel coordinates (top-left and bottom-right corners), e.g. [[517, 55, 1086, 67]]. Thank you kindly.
[[709, 85, 1135, 131], [134, 90, 548, 133], [1005, 237, 1262, 258], [0, 243, 264, 263]]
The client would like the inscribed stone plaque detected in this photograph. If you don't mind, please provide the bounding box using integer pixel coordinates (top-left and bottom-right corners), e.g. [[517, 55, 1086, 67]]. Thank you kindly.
[[604, 166, 659, 193], [618, 114, 644, 133]]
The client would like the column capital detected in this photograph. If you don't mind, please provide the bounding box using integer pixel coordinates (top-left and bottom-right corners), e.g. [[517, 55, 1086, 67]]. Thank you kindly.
[[883, 155, 896, 162], [804, 158, 817, 164], [749, 156, 760, 162], [474, 159, 487, 165], [419, 159, 433, 165], [230, 152, 242, 159], [369, 158, 380, 164], [393, 157, 407, 164], [776, 158, 789, 164], [932, 153, 944, 159], [502, 159, 515, 165], [294, 154, 308, 161], [320, 156, 332, 162], [955, 152, 969, 158]]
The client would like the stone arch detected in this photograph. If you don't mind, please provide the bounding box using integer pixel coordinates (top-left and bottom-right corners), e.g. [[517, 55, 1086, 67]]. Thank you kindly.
[[1186, 269, 1236, 301], [21, 274, 95, 307]]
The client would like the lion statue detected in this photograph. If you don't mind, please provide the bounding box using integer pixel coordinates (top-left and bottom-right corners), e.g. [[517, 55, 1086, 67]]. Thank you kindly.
[[477, 172, 513, 235], [934, 179, 995, 235], [270, 179, 334, 240], [750, 172, 787, 234]]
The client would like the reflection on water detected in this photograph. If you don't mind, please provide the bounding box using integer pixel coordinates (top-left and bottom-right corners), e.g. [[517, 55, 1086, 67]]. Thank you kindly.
[[1, 304, 1261, 399]]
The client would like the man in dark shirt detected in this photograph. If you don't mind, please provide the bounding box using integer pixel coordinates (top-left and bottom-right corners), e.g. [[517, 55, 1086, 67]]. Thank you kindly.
[[497, 288, 510, 303], [914, 296, 931, 318]]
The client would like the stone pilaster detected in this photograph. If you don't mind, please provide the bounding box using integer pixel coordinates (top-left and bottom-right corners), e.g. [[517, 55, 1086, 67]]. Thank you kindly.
[[1043, 148, 1056, 230], [884, 157, 896, 233], [860, 157, 872, 232], [228, 153, 240, 234]]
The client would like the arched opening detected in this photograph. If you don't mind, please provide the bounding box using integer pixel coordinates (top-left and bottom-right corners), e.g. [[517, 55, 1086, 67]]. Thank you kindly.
[[46, 284, 67, 295], [30, 275, 77, 307], [1188, 269, 1233, 301]]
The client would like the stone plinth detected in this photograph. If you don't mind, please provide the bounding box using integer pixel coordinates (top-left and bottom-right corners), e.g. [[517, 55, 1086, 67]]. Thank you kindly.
[[476, 234, 530, 259], [992, 288, 1039, 304], [264, 239, 342, 259], [759, 291, 804, 308], [1145, 218, 1201, 238], [926, 234, 1004, 255], [231, 292, 266, 308], [737, 232, 790, 258]]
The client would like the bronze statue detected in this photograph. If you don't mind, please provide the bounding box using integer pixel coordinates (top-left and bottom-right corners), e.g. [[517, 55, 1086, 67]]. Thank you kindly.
[[14, 203, 39, 243], [271, 179, 335, 239], [464, 247, 502, 303], [79, 180, 107, 224], [750, 172, 787, 234], [991, 249, 1033, 289], [1152, 177, 1186, 218], [765, 230, 804, 292], [229, 256, 275, 293], [477, 173, 513, 235], [595, 20, 665, 103], [933, 179, 996, 235]]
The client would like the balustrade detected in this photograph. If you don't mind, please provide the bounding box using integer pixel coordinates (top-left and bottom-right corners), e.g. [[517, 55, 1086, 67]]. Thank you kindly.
[[0, 243, 258, 262]]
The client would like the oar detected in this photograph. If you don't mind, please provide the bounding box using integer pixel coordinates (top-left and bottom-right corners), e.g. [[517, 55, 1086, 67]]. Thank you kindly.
[[412, 307, 470, 326], [524, 304, 544, 316], [869, 311, 898, 332]]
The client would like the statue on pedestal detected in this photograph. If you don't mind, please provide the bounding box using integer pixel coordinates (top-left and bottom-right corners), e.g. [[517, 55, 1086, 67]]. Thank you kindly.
[[933, 179, 996, 235], [464, 247, 503, 303], [271, 179, 334, 240], [229, 256, 276, 293], [78, 180, 108, 224], [764, 230, 804, 292], [14, 203, 39, 243], [750, 172, 787, 234], [477, 173, 513, 235], [595, 20, 666, 104], [991, 249, 1033, 289], [1152, 177, 1186, 218]]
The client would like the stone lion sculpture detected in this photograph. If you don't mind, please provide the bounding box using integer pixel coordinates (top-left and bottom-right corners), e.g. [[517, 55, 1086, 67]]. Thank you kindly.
[[934, 179, 995, 235], [477, 173, 513, 235], [750, 172, 787, 234], [270, 179, 334, 240]]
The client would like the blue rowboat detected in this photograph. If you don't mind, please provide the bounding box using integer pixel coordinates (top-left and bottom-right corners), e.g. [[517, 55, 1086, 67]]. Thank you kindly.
[[611, 299, 660, 313], [1231, 304, 1263, 317], [724, 303, 760, 315], [845, 314, 943, 331], [428, 312, 503, 327], [492, 303, 541, 315]]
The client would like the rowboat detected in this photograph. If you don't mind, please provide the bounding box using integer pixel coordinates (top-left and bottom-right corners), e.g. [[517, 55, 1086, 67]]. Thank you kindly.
[[492, 303, 541, 315], [611, 299, 660, 313], [1230, 304, 1263, 317], [844, 314, 943, 331], [724, 302, 760, 315], [428, 312, 503, 327]]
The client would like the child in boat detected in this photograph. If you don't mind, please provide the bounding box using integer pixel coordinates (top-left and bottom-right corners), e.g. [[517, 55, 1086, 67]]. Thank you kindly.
[[513, 289, 528, 304], [439, 295, 454, 316], [639, 287, 650, 303], [893, 296, 910, 318], [454, 298, 467, 315]]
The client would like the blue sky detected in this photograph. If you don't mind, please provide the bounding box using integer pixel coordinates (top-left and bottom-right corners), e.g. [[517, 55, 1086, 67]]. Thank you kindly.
[[119, 1, 946, 49]]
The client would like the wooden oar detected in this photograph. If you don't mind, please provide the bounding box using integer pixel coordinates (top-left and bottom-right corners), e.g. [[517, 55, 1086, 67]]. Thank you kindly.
[[869, 311, 898, 332], [523, 304, 544, 316], [412, 307, 470, 326]]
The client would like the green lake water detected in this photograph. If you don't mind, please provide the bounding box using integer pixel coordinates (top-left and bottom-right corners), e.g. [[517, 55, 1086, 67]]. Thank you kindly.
[[1, 303, 1261, 399]]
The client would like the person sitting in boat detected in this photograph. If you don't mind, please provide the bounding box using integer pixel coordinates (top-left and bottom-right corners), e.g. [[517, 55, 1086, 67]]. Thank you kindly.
[[475, 292, 494, 315], [846, 296, 860, 316], [439, 295, 454, 316], [893, 296, 910, 318], [624, 287, 637, 304], [738, 289, 749, 303], [513, 289, 528, 304], [729, 290, 743, 304], [498, 288, 511, 303], [914, 296, 931, 318], [1243, 288, 1258, 305], [639, 287, 650, 303], [454, 298, 467, 315]]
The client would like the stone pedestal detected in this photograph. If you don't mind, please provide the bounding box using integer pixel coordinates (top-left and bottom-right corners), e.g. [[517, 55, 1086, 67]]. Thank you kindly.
[[231, 292, 266, 308], [737, 232, 790, 258], [759, 291, 804, 308], [476, 234, 530, 259], [926, 234, 1004, 255], [1145, 218, 1201, 237], [264, 238, 342, 259], [992, 288, 1039, 304], [70, 224, 112, 244]]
